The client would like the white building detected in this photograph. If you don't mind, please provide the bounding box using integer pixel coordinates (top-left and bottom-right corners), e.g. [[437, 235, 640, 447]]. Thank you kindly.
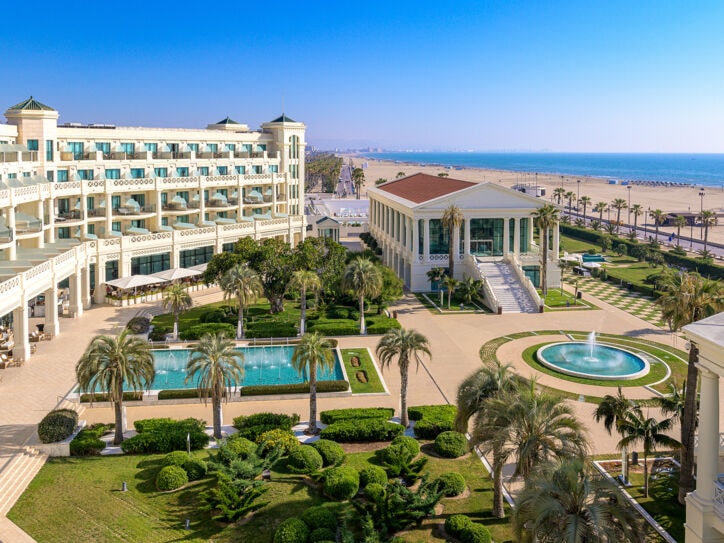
[[0, 97, 306, 361], [368, 173, 559, 313]]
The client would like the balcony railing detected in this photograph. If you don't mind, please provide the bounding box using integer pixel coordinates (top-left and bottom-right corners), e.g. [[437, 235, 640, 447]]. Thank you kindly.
[[715, 479, 724, 520]]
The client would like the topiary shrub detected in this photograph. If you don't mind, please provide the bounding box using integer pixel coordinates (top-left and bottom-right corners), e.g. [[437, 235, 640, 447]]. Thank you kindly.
[[433, 472, 466, 497], [38, 409, 79, 443], [256, 428, 300, 456], [183, 458, 208, 481], [408, 404, 457, 439], [162, 450, 190, 467], [310, 439, 345, 466], [319, 407, 394, 424], [224, 435, 258, 459], [445, 514, 472, 539], [301, 505, 337, 532], [359, 464, 388, 488], [69, 424, 109, 456], [273, 517, 310, 543], [232, 412, 300, 440], [286, 446, 324, 474], [122, 418, 209, 454], [364, 482, 386, 502], [181, 322, 235, 340], [391, 435, 420, 457], [309, 527, 335, 542], [199, 308, 231, 324], [156, 465, 188, 491], [319, 419, 403, 443], [461, 523, 492, 543], [435, 431, 468, 458], [323, 466, 360, 501], [126, 316, 151, 334]]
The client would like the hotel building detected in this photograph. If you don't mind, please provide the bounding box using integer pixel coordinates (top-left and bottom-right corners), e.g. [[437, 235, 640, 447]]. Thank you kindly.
[[0, 97, 306, 361]]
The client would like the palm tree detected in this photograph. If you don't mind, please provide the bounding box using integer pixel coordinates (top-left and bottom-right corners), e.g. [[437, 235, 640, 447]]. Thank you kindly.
[[617, 406, 679, 497], [594, 387, 637, 483], [186, 332, 244, 439], [441, 204, 464, 279], [649, 209, 665, 239], [673, 215, 687, 247], [342, 258, 382, 335], [699, 209, 717, 253], [76, 330, 155, 444], [395, 171, 406, 179], [553, 187, 566, 205], [426, 267, 445, 305], [513, 458, 645, 543], [593, 201, 608, 223], [657, 270, 724, 502], [376, 328, 431, 428], [351, 167, 365, 200], [631, 204, 643, 234], [291, 332, 334, 434], [532, 204, 560, 296], [162, 283, 193, 340], [565, 191, 576, 217], [611, 198, 627, 234], [289, 270, 321, 335], [219, 264, 263, 339], [457, 275, 482, 305], [442, 275, 458, 309], [653, 380, 687, 464], [578, 195, 591, 220]]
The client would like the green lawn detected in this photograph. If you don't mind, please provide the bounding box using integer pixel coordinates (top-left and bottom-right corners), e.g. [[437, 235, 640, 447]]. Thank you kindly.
[[340, 348, 386, 393], [541, 288, 596, 311], [10, 446, 514, 543], [414, 292, 490, 313]]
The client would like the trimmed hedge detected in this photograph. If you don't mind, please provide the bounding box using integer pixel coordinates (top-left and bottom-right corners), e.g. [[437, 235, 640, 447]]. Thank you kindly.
[[69, 424, 110, 456], [156, 465, 188, 491], [310, 528, 336, 543], [311, 439, 346, 466], [301, 505, 337, 531], [162, 451, 190, 467], [319, 419, 403, 443], [408, 404, 457, 439], [392, 435, 420, 457], [445, 514, 472, 539], [434, 472, 466, 497], [79, 391, 144, 403], [323, 466, 360, 501], [121, 418, 209, 454], [224, 435, 258, 459], [241, 380, 348, 396], [319, 407, 394, 425], [183, 458, 208, 481], [359, 464, 388, 488], [435, 431, 469, 458], [256, 428, 300, 456], [180, 323, 235, 340], [364, 482, 386, 502], [444, 514, 491, 543], [287, 446, 324, 474], [157, 389, 202, 400], [38, 409, 78, 444], [274, 517, 310, 543], [232, 412, 300, 441]]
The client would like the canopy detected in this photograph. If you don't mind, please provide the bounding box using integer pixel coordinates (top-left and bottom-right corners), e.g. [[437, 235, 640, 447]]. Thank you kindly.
[[189, 263, 208, 272], [126, 227, 150, 235], [150, 268, 201, 282], [215, 217, 236, 224], [106, 275, 160, 289], [582, 262, 602, 269]]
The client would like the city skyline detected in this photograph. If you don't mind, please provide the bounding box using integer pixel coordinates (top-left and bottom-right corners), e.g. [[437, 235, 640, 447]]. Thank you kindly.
[[1, 1, 723, 152]]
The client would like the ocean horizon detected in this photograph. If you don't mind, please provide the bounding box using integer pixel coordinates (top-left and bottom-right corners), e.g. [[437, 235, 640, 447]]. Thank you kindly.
[[362, 152, 724, 188]]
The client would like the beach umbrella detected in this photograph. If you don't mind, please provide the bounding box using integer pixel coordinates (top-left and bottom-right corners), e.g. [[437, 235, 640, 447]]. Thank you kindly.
[[582, 262, 601, 269], [150, 268, 201, 282], [106, 275, 160, 289]]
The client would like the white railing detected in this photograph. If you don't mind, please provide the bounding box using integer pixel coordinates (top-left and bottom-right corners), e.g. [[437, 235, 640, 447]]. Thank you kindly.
[[505, 253, 543, 309], [463, 254, 499, 312], [693, 432, 724, 453], [715, 480, 724, 520]]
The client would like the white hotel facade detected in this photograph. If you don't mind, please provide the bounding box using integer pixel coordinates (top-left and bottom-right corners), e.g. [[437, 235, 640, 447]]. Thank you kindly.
[[0, 97, 306, 361]]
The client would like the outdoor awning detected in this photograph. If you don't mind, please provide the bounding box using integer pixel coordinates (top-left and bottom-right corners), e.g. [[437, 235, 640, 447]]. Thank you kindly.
[[199, 220, 216, 227], [582, 262, 601, 269], [248, 190, 262, 200], [172, 222, 196, 230], [253, 213, 272, 220], [274, 212, 288, 218], [124, 198, 141, 211], [238, 216, 254, 222], [189, 263, 208, 272], [106, 275, 160, 289], [0, 144, 28, 152], [157, 225, 173, 232], [210, 192, 228, 203], [150, 268, 202, 282], [15, 212, 42, 229], [126, 227, 150, 235], [215, 217, 236, 224]]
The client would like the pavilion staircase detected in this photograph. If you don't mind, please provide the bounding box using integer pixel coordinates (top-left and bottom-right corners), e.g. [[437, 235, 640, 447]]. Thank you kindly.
[[0, 446, 48, 516], [475, 261, 539, 314]]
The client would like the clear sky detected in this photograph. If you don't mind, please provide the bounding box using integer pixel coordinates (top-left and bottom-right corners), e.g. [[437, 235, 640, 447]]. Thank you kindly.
[[1, 1, 722, 152]]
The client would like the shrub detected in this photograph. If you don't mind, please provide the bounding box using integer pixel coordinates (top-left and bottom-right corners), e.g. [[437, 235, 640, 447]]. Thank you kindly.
[[233, 412, 300, 441], [310, 528, 335, 543], [320, 419, 404, 443], [79, 391, 143, 403], [246, 321, 298, 338], [241, 380, 348, 396], [157, 389, 202, 400], [69, 424, 109, 456], [319, 407, 394, 425], [199, 308, 231, 324], [461, 523, 492, 543], [149, 325, 171, 341], [310, 439, 345, 466], [121, 418, 209, 454], [38, 409, 79, 443], [181, 322, 235, 340], [162, 451, 190, 467], [287, 446, 324, 474], [183, 458, 208, 481], [433, 472, 466, 497], [156, 465, 188, 491], [225, 435, 258, 459], [301, 505, 337, 531], [435, 431, 468, 458], [366, 320, 401, 334], [408, 404, 457, 439], [445, 514, 472, 539], [391, 435, 420, 457], [126, 316, 151, 334], [323, 466, 360, 501], [119, 433, 155, 454], [256, 429, 299, 456], [359, 464, 388, 488], [274, 517, 310, 543], [376, 443, 428, 484], [364, 482, 386, 502]]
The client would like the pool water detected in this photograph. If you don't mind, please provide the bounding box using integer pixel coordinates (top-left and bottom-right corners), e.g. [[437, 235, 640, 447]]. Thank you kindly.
[[136, 346, 344, 391], [536, 342, 649, 380], [582, 254, 606, 262]]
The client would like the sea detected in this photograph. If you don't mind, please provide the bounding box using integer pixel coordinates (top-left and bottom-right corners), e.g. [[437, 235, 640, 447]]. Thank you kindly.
[[362, 152, 724, 189]]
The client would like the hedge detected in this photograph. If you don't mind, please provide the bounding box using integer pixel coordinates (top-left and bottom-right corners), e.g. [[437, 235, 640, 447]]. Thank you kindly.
[[224, 435, 258, 459], [319, 419, 404, 443], [310, 528, 336, 543], [445, 514, 472, 539], [69, 424, 110, 456], [183, 458, 208, 481], [461, 523, 492, 543], [38, 409, 79, 444], [162, 451, 190, 467], [274, 517, 310, 543], [286, 446, 324, 474], [301, 505, 338, 532], [434, 472, 466, 497], [241, 380, 348, 396], [323, 466, 360, 501], [121, 418, 209, 454], [156, 465, 188, 491], [319, 407, 394, 425], [79, 391, 144, 403], [408, 404, 457, 440], [232, 412, 300, 441], [180, 323, 235, 340], [310, 439, 346, 466], [364, 482, 386, 502], [391, 435, 420, 457], [246, 322, 298, 338], [256, 429, 300, 456], [435, 431, 469, 458], [359, 464, 388, 488], [157, 389, 203, 400]]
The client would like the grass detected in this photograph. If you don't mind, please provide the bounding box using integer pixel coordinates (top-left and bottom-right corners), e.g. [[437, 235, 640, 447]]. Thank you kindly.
[[340, 348, 386, 393], [10, 446, 515, 543], [541, 288, 596, 311], [414, 292, 490, 313]]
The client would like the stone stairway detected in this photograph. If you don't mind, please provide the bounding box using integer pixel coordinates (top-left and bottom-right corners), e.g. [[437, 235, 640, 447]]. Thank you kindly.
[[0, 446, 48, 516], [476, 261, 539, 313]]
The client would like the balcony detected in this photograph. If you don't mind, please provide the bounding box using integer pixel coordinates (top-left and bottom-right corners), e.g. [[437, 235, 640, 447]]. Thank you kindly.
[[110, 152, 143, 160], [152, 152, 191, 160], [715, 479, 724, 520]]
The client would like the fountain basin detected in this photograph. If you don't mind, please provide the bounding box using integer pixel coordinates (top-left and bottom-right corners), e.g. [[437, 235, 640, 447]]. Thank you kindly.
[[536, 342, 650, 380]]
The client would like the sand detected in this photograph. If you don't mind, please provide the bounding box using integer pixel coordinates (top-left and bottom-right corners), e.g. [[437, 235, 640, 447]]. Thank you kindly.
[[345, 156, 724, 246]]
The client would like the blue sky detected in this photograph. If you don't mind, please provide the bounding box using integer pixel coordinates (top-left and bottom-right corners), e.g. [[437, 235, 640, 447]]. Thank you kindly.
[[1, 1, 722, 152]]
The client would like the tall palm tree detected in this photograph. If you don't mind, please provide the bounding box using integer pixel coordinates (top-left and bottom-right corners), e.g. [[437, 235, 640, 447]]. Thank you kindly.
[[653, 380, 687, 464], [342, 258, 382, 335], [457, 275, 482, 305], [513, 458, 645, 543], [376, 328, 431, 428], [553, 187, 566, 205], [657, 270, 724, 502], [578, 195, 591, 220], [565, 191, 576, 217], [441, 204, 464, 279], [442, 275, 458, 309], [631, 204, 643, 233], [617, 406, 679, 498], [699, 209, 717, 253], [593, 201, 608, 223], [351, 167, 365, 200], [611, 198, 628, 234], [291, 332, 334, 434], [673, 215, 687, 247], [186, 332, 244, 439], [76, 330, 155, 444], [594, 387, 637, 482], [219, 264, 263, 339], [532, 204, 560, 296], [289, 270, 321, 335], [162, 283, 193, 340], [426, 267, 445, 306], [649, 209, 665, 239]]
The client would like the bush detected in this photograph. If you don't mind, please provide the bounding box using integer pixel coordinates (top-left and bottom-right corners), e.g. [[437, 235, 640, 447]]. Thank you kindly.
[[310, 528, 335, 543], [364, 482, 386, 502], [366, 319, 401, 334], [435, 431, 468, 458], [323, 466, 360, 501], [319, 407, 394, 425], [301, 505, 337, 531], [392, 435, 420, 457], [38, 409, 79, 443], [408, 404, 457, 440], [162, 451, 190, 467], [157, 389, 202, 400], [233, 412, 300, 441], [287, 446, 324, 474], [79, 391, 144, 403], [461, 523, 492, 543], [273, 517, 310, 543], [156, 465, 188, 491], [308, 321, 359, 336], [445, 514, 472, 539], [149, 325, 171, 341], [241, 380, 349, 396], [256, 429, 299, 456], [359, 464, 388, 488], [434, 472, 466, 497], [320, 419, 403, 443], [199, 308, 231, 324], [224, 435, 258, 459], [311, 439, 345, 466], [246, 322, 298, 338], [69, 424, 109, 456], [181, 323, 235, 340], [121, 418, 209, 454], [126, 316, 151, 334], [183, 458, 208, 481]]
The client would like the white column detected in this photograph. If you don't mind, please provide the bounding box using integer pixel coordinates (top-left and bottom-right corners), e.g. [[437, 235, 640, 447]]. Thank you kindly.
[[199, 190, 206, 224], [553, 223, 560, 259], [105, 193, 112, 236], [8, 206, 16, 260], [452, 223, 460, 274], [81, 265, 92, 309], [12, 302, 30, 362], [423, 219, 430, 262], [513, 218, 520, 255], [36, 199, 45, 248], [464, 218, 471, 256], [93, 260, 105, 304], [412, 218, 419, 258], [503, 217, 510, 255], [156, 191, 163, 230], [68, 269, 83, 317], [46, 198, 55, 244], [80, 195, 88, 237], [44, 286, 60, 337]]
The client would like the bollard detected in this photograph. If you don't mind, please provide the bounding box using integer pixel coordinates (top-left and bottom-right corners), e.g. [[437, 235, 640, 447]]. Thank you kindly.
[[185, 519, 191, 530], [122, 481, 127, 492]]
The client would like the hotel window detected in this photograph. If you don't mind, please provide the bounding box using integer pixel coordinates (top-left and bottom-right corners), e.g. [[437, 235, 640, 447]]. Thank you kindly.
[[120, 142, 135, 154], [57, 227, 70, 239], [105, 260, 118, 281], [105, 169, 120, 180], [269, 165, 278, 173], [176, 167, 189, 177], [207, 143, 218, 153], [131, 252, 170, 275], [217, 166, 228, 175], [144, 143, 157, 152], [57, 169, 69, 182], [428, 219, 450, 255], [187, 143, 199, 152], [161, 217, 169, 226], [46, 140, 54, 161], [198, 166, 209, 176], [176, 191, 189, 202], [290, 135, 299, 159], [256, 144, 266, 152], [58, 198, 70, 214], [519, 218, 530, 252], [242, 144, 252, 153], [418, 219, 424, 254], [160, 193, 168, 207], [68, 142, 84, 160], [87, 196, 94, 211], [130, 219, 145, 229], [7, 173, 16, 179], [132, 194, 145, 207], [253, 165, 262, 174], [235, 165, 245, 174], [87, 224, 95, 235], [47, 171, 54, 182], [26, 139, 39, 151], [111, 196, 121, 210], [154, 167, 168, 178], [95, 142, 110, 156], [130, 168, 145, 179], [225, 143, 235, 152], [179, 246, 213, 268], [77, 169, 93, 180], [112, 221, 121, 232]]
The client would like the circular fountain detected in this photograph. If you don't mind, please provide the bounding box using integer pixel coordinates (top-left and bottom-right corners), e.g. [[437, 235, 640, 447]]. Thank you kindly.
[[536, 332, 650, 380]]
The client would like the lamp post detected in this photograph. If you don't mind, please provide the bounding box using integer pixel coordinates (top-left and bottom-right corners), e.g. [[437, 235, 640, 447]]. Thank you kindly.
[[626, 185, 631, 226], [699, 190, 705, 240], [577, 179, 581, 200], [689, 206, 693, 249]]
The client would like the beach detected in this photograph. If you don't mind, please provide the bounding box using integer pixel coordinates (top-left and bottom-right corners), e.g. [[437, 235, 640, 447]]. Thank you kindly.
[[347, 156, 724, 246]]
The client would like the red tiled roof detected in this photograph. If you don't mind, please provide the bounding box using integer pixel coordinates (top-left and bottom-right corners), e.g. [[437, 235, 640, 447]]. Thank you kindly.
[[376, 173, 476, 204]]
